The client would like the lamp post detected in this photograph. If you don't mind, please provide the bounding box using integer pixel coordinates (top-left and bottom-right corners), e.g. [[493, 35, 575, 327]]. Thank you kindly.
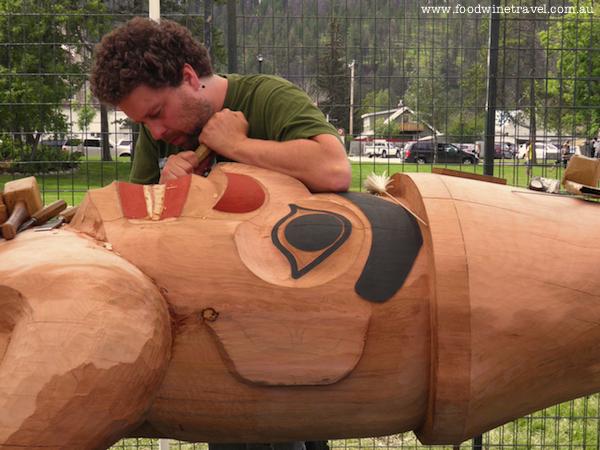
[[348, 60, 356, 137], [257, 53, 264, 74]]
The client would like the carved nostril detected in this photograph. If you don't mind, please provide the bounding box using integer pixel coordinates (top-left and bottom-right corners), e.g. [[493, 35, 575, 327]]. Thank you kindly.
[[201, 308, 219, 322]]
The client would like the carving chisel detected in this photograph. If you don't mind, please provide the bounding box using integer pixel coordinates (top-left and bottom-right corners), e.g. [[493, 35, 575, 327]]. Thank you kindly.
[[35, 205, 79, 231], [16, 199, 67, 233]]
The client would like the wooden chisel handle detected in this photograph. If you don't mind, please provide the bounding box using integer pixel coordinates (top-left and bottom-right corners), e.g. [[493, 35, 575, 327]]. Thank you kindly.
[[32, 199, 67, 224], [2, 199, 29, 240], [61, 205, 79, 223], [195, 143, 212, 162]]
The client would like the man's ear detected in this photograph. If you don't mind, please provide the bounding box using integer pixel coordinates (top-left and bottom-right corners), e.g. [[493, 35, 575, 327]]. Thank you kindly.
[[182, 63, 201, 90]]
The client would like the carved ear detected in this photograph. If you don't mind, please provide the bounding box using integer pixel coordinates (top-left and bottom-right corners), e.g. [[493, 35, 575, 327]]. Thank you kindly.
[[0, 285, 31, 361]]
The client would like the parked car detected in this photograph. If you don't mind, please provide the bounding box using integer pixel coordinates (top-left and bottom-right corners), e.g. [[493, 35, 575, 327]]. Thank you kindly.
[[517, 142, 560, 161], [403, 141, 479, 165], [40, 139, 65, 150], [494, 142, 516, 159], [63, 137, 118, 158], [116, 138, 134, 158], [454, 143, 476, 153], [40, 137, 80, 151], [365, 140, 401, 158]]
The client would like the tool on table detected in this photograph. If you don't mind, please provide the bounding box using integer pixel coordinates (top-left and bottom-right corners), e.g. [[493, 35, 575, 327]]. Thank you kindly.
[[16, 199, 67, 233], [35, 205, 79, 232], [2, 177, 44, 240]]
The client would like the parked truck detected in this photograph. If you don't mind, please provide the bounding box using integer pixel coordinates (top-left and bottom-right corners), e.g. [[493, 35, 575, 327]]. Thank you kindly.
[[364, 140, 401, 158]]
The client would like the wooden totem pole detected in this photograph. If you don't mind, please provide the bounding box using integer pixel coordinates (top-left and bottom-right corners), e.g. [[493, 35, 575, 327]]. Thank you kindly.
[[0, 162, 599, 450]]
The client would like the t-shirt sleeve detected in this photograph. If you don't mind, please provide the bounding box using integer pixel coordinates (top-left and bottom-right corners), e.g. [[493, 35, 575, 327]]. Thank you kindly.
[[130, 126, 183, 185], [260, 82, 340, 142], [129, 125, 163, 185]]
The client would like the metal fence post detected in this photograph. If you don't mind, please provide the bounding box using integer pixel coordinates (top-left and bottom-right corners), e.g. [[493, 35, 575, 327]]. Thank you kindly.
[[227, 0, 237, 73], [483, 0, 500, 176]]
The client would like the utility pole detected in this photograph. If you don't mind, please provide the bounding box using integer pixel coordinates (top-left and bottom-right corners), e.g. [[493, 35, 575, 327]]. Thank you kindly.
[[348, 60, 356, 137]]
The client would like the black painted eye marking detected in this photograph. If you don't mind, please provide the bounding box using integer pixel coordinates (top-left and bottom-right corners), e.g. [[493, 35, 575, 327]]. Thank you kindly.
[[272, 205, 352, 279], [335, 192, 423, 303]]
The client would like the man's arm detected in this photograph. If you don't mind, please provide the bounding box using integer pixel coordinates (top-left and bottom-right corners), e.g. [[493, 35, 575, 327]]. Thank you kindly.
[[199, 108, 352, 192], [159, 134, 351, 192], [158, 108, 352, 192], [209, 131, 351, 192]]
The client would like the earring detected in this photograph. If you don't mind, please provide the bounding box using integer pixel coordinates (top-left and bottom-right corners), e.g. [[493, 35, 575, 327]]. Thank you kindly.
[[200, 84, 206, 89]]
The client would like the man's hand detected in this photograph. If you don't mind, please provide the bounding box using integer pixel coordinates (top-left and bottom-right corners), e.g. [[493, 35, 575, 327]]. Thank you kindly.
[[159, 151, 203, 184], [198, 109, 250, 158]]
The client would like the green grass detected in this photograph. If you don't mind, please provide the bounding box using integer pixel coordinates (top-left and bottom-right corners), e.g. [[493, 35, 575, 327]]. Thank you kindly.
[[0, 157, 133, 206], [350, 158, 568, 192]]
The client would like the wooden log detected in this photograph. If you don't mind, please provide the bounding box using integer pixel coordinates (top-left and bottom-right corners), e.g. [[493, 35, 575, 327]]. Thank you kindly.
[[0, 164, 599, 449], [388, 173, 600, 444]]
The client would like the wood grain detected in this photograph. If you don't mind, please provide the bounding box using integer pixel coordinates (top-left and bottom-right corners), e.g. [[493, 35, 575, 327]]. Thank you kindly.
[[1, 165, 600, 448]]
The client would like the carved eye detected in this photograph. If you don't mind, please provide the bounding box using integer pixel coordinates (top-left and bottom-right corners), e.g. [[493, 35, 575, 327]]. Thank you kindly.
[[272, 205, 352, 279]]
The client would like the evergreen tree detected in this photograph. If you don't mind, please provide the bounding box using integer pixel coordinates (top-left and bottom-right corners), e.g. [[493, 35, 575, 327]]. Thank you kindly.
[[361, 89, 393, 114], [316, 18, 349, 133]]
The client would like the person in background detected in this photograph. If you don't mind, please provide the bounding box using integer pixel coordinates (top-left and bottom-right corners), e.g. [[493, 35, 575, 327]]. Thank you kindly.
[[89, 17, 351, 194], [561, 140, 571, 168], [90, 17, 350, 450], [525, 141, 533, 177]]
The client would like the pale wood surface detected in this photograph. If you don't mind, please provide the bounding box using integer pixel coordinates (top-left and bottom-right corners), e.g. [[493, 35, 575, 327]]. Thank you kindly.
[[1, 177, 44, 239], [431, 167, 507, 185], [562, 154, 600, 196], [402, 173, 600, 444], [2, 177, 43, 215], [69, 163, 431, 443], [1, 165, 600, 449], [0, 231, 171, 449]]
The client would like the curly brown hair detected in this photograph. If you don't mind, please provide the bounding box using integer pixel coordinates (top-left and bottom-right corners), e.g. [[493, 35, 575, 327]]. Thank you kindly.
[[90, 17, 213, 107]]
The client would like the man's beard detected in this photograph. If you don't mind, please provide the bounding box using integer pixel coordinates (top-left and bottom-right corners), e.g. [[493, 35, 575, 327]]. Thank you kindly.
[[171, 96, 214, 151]]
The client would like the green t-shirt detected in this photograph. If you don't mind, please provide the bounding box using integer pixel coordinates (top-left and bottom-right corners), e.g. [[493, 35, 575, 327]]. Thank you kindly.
[[129, 73, 339, 185]]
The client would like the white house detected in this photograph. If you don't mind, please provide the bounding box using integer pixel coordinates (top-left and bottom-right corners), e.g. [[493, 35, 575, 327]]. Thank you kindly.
[[54, 102, 133, 145], [358, 102, 442, 143]]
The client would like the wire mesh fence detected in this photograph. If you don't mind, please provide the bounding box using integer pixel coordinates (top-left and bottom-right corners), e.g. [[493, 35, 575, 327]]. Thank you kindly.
[[1, 0, 598, 192], [1, 0, 600, 449], [108, 395, 600, 449]]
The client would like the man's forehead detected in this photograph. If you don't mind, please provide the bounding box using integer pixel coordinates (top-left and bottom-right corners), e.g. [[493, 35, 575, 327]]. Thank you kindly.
[[119, 85, 166, 122]]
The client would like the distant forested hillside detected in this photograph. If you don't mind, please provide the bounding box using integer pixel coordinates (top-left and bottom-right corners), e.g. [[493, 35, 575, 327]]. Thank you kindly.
[[211, 0, 597, 138]]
